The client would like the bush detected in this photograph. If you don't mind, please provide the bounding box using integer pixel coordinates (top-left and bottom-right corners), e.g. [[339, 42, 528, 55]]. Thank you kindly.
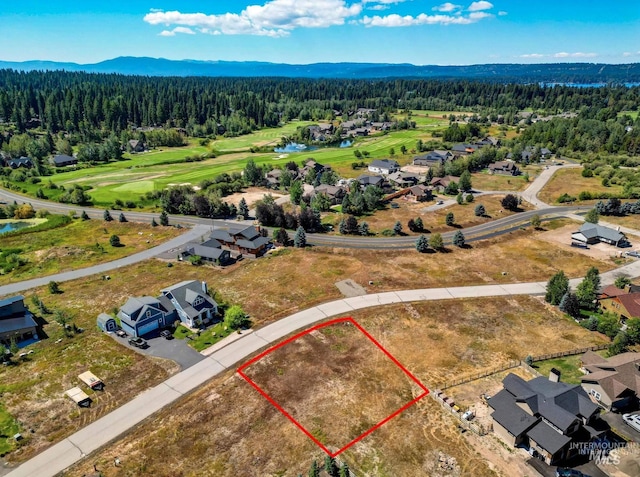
[[48, 281, 62, 294], [474, 204, 486, 217], [501, 194, 519, 211], [109, 234, 121, 247]]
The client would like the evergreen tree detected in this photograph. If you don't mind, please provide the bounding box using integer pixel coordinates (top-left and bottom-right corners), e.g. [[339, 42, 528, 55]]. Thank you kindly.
[[359, 222, 369, 236], [576, 267, 600, 310], [545, 270, 569, 305], [416, 234, 429, 253], [151, 217, 158, 227], [324, 456, 339, 477], [294, 226, 306, 248], [109, 234, 121, 247], [309, 460, 320, 477], [339, 219, 347, 235], [159, 210, 169, 226], [118, 212, 127, 223], [453, 230, 466, 247], [103, 209, 113, 222], [456, 192, 464, 205], [274, 227, 289, 245], [474, 204, 486, 217], [501, 194, 519, 211], [393, 221, 403, 235], [339, 462, 350, 477], [238, 198, 249, 218], [80, 210, 89, 220], [558, 291, 580, 318], [465, 192, 474, 203], [48, 281, 61, 294], [414, 217, 423, 231], [445, 212, 455, 226]]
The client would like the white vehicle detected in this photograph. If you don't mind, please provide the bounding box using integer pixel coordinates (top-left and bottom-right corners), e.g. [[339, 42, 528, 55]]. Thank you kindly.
[[462, 410, 475, 421], [622, 413, 640, 432]]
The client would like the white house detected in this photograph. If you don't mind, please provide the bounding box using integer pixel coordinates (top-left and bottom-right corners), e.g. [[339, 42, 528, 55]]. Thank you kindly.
[[368, 159, 400, 175]]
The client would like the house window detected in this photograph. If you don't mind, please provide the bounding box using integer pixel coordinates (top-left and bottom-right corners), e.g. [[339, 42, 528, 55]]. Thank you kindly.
[[590, 389, 601, 401], [146, 310, 152, 318], [193, 296, 203, 307]]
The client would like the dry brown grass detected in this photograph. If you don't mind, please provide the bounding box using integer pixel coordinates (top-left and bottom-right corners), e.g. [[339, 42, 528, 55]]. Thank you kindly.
[[328, 194, 533, 236], [68, 296, 606, 477], [0, 222, 615, 464], [471, 165, 542, 192], [538, 167, 625, 204]]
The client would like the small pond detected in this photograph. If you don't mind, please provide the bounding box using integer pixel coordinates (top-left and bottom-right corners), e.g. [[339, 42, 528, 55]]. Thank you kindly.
[[0, 221, 32, 234], [339, 140, 353, 148], [274, 143, 317, 153]]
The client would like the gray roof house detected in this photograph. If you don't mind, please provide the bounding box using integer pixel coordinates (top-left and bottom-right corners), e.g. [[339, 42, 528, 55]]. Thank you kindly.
[[571, 223, 629, 247], [313, 184, 346, 204], [0, 296, 38, 345], [6, 156, 33, 169], [117, 296, 176, 338], [388, 171, 420, 188], [357, 174, 385, 188], [51, 154, 78, 167], [413, 150, 454, 166], [488, 372, 602, 465], [180, 238, 231, 265], [488, 161, 520, 176], [368, 159, 400, 175], [161, 280, 218, 329]]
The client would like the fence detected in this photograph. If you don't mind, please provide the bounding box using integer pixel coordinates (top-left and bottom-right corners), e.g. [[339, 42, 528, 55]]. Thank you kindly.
[[440, 360, 520, 390], [430, 391, 487, 436]]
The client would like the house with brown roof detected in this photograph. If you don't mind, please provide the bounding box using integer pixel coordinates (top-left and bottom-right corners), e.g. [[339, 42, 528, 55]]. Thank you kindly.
[[581, 351, 640, 411], [210, 225, 272, 258], [597, 283, 640, 322], [313, 184, 346, 205], [405, 185, 433, 202], [488, 161, 520, 176], [430, 175, 458, 192]]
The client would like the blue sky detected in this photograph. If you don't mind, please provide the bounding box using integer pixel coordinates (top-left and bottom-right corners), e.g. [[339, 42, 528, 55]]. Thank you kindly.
[[1, 1, 639, 64]]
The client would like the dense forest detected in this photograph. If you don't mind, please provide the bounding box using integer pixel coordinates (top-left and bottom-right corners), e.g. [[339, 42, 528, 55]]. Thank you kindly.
[[0, 70, 638, 139]]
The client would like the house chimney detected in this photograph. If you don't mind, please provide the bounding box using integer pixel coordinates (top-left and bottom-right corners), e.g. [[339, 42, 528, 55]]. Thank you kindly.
[[549, 368, 561, 383], [202, 281, 208, 295]]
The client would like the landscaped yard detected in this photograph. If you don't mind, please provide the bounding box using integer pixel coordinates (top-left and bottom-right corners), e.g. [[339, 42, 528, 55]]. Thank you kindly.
[[538, 167, 625, 204], [531, 350, 607, 385], [67, 295, 606, 477], [174, 322, 237, 352]]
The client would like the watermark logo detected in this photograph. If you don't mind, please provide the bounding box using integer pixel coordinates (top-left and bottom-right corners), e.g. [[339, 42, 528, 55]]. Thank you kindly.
[[570, 441, 640, 465]]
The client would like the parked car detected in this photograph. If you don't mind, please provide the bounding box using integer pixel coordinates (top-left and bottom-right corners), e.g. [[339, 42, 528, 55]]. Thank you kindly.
[[623, 413, 640, 432], [160, 330, 173, 340], [555, 468, 588, 477], [462, 410, 475, 421], [128, 337, 148, 349], [625, 250, 640, 258], [390, 202, 399, 209], [116, 329, 127, 337], [436, 200, 444, 205]]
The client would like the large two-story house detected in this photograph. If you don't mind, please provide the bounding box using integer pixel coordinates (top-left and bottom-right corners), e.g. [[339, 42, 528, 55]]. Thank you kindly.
[[0, 296, 38, 345], [161, 280, 218, 329], [581, 351, 640, 411]]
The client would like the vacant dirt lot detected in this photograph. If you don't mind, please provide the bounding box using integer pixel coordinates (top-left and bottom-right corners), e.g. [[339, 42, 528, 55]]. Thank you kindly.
[[69, 296, 606, 477], [241, 320, 427, 453], [224, 187, 285, 208], [538, 167, 625, 204]]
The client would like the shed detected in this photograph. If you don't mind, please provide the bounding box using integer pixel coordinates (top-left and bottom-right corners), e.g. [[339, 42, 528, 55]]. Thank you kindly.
[[65, 387, 91, 407], [78, 371, 104, 391], [97, 313, 118, 333]]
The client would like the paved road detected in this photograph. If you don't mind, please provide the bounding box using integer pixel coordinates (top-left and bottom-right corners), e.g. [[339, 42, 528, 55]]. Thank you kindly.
[[0, 225, 210, 296], [6, 255, 640, 477], [521, 164, 581, 209]]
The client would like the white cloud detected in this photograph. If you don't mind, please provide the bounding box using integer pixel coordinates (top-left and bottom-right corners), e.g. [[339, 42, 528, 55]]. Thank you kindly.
[[622, 51, 640, 57], [554, 52, 597, 58], [520, 53, 545, 59], [144, 0, 363, 37], [433, 2, 461, 12], [363, 11, 493, 27], [498, 11, 507, 16], [468, 1, 493, 11], [369, 4, 390, 10], [159, 27, 196, 37]]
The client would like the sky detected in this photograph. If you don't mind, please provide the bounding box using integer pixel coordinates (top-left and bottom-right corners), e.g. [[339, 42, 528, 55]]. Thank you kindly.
[[1, 1, 639, 65]]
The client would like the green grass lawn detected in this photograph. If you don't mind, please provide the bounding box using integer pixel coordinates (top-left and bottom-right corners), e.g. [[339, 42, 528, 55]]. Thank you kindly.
[[618, 110, 639, 120], [0, 403, 20, 455], [531, 352, 605, 384], [174, 322, 236, 352]]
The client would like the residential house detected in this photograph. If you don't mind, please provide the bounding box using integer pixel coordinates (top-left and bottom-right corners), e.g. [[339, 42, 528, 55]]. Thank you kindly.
[[6, 156, 33, 169], [265, 168, 283, 188], [355, 108, 376, 118], [370, 122, 393, 132], [0, 296, 38, 345], [571, 223, 629, 247], [300, 159, 331, 180], [51, 154, 78, 167], [598, 284, 640, 323], [128, 140, 145, 153], [161, 280, 218, 329], [581, 351, 640, 411], [488, 372, 603, 465], [488, 161, 520, 176], [430, 175, 458, 192], [313, 184, 346, 205], [368, 159, 400, 175], [476, 136, 501, 147], [180, 238, 231, 265], [413, 150, 454, 167], [210, 225, 272, 257], [405, 185, 433, 202], [452, 143, 481, 156], [388, 171, 420, 188], [117, 296, 176, 338], [357, 174, 385, 189]]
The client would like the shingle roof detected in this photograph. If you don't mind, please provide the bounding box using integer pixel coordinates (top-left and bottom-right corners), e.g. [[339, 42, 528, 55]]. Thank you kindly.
[[489, 389, 538, 436], [184, 243, 226, 260], [0, 315, 37, 334], [617, 293, 640, 318], [527, 421, 572, 454], [119, 296, 160, 316], [578, 223, 625, 243], [236, 236, 271, 250], [370, 159, 399, 169], [52, 154, 76, 165]]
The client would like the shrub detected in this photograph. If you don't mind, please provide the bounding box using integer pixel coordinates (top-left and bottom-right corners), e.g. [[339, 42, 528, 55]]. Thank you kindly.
[[109, 234, 121, 247]]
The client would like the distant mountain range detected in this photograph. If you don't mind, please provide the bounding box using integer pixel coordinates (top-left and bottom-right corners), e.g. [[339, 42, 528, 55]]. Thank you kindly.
[[1, 57, 639, 83]]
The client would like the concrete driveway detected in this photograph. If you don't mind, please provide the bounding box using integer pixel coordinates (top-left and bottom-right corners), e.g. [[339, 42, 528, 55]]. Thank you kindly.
[[111, 331, 204, 370], [602, 412, 640, 443]]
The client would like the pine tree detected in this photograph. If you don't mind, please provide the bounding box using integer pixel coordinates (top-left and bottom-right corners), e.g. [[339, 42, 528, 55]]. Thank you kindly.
[[453, 230, 466, 247], [294, 226, 306, 248], [445, 212, 455, 226], [339, 462, 350, 477], [151, 218, 158, 227], [238, 198, 249, 218], [80, 210, 89, 220], [119, 212, 127, 223], [465, 192, 474, 203], [159, 210, 169, 226], [393, 221, 403, 235], [559, 291, 580, 318], [103, 209, 113, 222], [459, 170, 472, 192], [359, 222, 369, 236], [474, 204, 485, 217], [456, 192, 464, 205], [414, 217, 423, 231], [308, 460, 320, 477], [416, 234, 429, 253], [324, 456, 338, 477]]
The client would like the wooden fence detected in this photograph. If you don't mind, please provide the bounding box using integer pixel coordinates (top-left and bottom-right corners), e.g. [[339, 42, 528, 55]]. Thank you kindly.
[[440, 360, 520, 390], [430, 391, 488, 436]]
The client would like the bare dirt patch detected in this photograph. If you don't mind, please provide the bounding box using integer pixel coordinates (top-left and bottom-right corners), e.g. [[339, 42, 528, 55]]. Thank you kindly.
[[224, 187, 286, 208], [335, 279, 367, 297]]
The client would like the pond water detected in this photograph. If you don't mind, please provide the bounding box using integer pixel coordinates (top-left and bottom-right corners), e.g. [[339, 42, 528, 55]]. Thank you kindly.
[[339, 140, 353, 148], [0, 221, 31, 234], [274, 142, 317, 153]]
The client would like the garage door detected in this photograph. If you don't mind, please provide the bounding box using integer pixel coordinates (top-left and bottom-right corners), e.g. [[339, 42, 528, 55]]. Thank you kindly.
[[137, 320, 159, 337]]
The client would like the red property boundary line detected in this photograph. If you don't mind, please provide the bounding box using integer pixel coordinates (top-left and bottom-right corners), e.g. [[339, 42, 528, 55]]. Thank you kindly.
[[237, 317, 430, 457]]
